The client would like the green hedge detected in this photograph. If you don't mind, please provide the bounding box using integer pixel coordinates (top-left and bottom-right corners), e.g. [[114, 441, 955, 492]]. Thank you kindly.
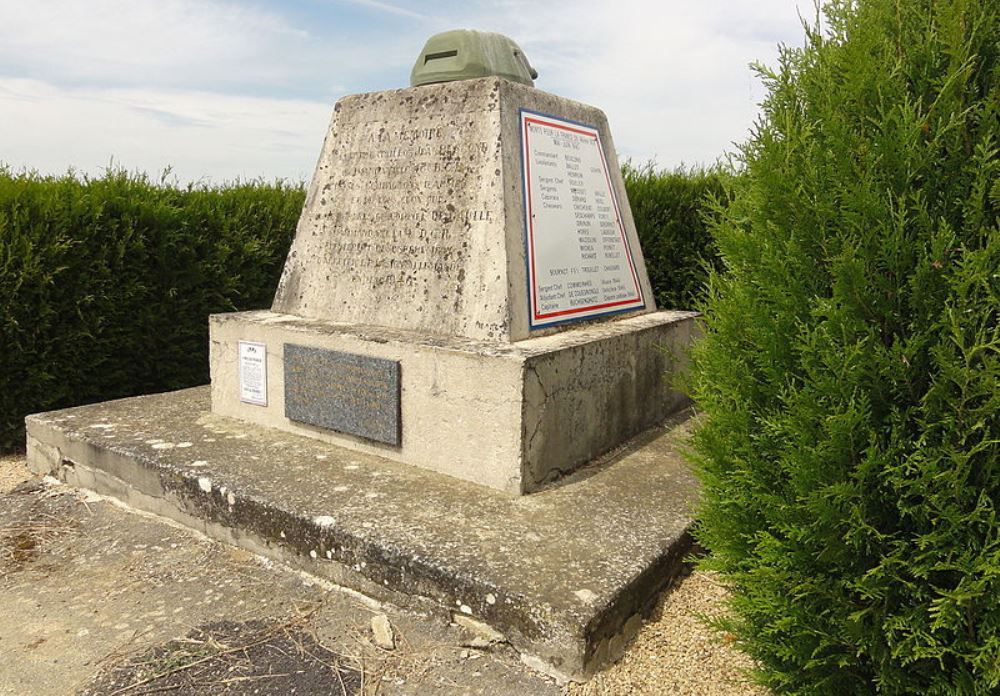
[[691, 0, 999, 692], [623, 163, 725, 310], [0, 163, 721, 451], [0, 168, 305, 450]]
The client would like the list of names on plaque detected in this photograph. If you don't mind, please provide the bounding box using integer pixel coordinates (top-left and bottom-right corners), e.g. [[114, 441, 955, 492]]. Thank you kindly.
[[520, 110, 644, 328]]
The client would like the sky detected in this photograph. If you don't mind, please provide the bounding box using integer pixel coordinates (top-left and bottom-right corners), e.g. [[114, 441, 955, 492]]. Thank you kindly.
[[0, 0, 812, 184]]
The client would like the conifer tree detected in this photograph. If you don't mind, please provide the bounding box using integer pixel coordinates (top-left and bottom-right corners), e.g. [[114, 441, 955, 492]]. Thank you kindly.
[[691, 0, 999, 692]]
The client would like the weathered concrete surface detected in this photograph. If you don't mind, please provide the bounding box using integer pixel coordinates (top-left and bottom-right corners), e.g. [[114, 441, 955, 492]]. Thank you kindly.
[[211, 309, 696, 493], [271, 77, 655, 343], [25, 388, 698, 681], [214, 77, 692, 494], [0, 458, 560, 695]]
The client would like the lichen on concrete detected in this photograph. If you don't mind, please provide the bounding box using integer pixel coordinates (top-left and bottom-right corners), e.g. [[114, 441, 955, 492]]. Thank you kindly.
[[25, 387, 698, 680]]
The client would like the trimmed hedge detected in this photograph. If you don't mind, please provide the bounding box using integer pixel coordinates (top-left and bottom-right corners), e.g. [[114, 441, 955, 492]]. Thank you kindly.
[[623, 163, 725, 310], [1, 162, 720, 451], [0, 168, 304, 450], [691, 0, 999, 693]]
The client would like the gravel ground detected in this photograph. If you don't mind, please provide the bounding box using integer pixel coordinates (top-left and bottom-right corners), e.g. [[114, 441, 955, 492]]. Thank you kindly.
[[0, 454, 32, 494], [570, 571, 766, 696]]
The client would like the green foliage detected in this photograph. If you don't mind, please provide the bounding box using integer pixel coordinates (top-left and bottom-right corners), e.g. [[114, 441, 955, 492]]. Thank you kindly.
[[623, 163, 726, 309], [691, 0, 1000, 693], [0, 160, 719, 453], [0, 168, 305, 451]]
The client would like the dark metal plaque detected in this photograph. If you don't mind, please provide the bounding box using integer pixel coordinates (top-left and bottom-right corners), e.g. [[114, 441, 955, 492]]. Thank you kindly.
[[283, 344, 401, 446]]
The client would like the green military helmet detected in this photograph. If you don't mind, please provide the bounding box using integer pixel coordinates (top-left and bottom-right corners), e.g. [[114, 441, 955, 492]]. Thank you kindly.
[[410, 30, 538, 87]]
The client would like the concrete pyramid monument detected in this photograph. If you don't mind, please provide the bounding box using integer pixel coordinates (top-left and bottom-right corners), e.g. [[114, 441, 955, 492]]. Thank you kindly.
[[209, 76, 694, 494]]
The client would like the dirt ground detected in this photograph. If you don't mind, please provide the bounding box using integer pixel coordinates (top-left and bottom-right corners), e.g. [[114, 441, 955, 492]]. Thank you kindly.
[[0, 454, 763, 695]]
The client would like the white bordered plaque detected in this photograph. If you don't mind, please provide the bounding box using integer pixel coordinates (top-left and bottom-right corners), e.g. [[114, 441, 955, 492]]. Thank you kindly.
[[238, 341, 267, 406], [520, 110, 644, 329]]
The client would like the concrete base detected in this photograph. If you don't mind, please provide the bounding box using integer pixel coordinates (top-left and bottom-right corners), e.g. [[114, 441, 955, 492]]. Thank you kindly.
[[210, 309, 696, 494], [26, 387, 698, 681]]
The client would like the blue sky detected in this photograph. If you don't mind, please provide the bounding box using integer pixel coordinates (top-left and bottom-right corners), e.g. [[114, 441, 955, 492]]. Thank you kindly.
[[0, 0, 810, 183]]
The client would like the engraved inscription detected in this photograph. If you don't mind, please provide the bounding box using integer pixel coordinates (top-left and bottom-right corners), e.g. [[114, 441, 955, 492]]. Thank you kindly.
[[270, 84, 511, 341], [313, 118, 496, 294], [284, 344, 401, 446]]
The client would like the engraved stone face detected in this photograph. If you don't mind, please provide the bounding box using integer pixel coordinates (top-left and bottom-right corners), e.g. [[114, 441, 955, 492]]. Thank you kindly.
[[283, 344, 401, 446], [272, 79, 509, 341]]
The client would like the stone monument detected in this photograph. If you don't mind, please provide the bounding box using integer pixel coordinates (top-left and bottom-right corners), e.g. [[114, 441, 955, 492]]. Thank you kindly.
[[209, 33, 694, 494], [27, 31, 699, 681]]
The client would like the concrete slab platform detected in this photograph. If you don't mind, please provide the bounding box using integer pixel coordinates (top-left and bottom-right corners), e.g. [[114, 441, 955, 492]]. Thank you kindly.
[[0, 459, 561, 696], [25, 387, 698, 681]]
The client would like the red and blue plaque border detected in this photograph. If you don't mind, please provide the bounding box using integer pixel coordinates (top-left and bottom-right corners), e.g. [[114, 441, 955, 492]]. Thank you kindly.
[[519, 109, 644, 330]]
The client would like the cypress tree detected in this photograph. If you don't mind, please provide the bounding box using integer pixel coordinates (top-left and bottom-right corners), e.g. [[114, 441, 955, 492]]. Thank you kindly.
[[691, 0, 999, 692]]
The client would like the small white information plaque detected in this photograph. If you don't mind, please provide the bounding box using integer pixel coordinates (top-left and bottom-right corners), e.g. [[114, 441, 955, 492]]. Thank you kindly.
[[520, 110, 644, 329], [238, 341, 267, 406]]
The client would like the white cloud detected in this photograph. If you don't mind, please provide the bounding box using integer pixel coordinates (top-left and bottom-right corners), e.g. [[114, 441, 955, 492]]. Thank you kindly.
[[0, 0, 412, 97], [0, 0, 811, 180], [433, 0, 809, 168], [0, 79, 330, 183], [0, 0, 309, 90], [339, 0, 427, 20]]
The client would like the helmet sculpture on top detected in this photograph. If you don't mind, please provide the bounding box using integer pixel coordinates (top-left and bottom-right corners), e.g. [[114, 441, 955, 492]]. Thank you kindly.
[[410, 29, 538, 87]]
